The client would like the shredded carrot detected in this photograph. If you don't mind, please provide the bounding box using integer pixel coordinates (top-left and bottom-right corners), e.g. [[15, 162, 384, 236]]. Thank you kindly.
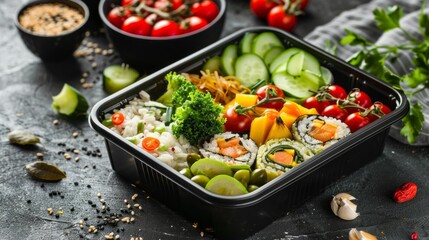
[[183, 70, 250, 105]]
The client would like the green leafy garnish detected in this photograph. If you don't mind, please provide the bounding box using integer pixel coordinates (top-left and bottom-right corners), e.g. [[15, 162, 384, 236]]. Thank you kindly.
[[341, 2, 428, 143]]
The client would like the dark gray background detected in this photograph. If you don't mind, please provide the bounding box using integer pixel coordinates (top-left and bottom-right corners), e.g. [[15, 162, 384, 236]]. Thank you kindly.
[[2, 0, 428, 239]]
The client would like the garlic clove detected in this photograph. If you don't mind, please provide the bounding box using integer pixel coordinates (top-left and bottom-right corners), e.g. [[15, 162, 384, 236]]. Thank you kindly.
[[331, 193, 359, 220], [349, 228, 378, 240], [337, 200, 360, 220]]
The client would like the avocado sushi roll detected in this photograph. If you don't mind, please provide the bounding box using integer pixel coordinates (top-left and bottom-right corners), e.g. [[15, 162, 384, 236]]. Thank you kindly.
[[256, 138, 314, 181], [199, 132, 258, 167], [292, 115, 351, 153]]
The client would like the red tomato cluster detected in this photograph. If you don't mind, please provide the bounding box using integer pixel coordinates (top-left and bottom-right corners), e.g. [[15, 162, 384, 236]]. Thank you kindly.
[[303, 85, 392, 132], [250, 0, 309, 32], [107, 0, 219, 37]]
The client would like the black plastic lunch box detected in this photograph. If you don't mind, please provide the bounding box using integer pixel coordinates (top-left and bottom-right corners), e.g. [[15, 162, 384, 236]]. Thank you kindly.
[[89, 27, 409, 239]]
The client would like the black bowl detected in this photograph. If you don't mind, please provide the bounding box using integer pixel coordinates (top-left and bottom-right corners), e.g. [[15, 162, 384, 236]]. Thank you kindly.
[[15, 0, 90, 61], [99, 0, 226, 72]]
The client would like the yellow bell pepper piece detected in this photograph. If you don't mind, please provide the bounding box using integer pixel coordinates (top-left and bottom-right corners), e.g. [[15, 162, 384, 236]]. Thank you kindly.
[[235, 94, 258, 107], [265, 115, 292, 142], [250, 113, 276, 146]]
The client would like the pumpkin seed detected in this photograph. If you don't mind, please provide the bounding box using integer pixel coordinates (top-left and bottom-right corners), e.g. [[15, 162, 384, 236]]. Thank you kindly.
[[8, 129, 41, 145], [25, 161, 66, 181]]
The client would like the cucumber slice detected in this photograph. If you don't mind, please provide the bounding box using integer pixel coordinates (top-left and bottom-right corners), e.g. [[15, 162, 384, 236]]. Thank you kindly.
[[103, 65, 139, 94], [287, 50, 321, 77], [272, 73, 319, 99], [235, 53, 269, 88], [52, 84, 89, 117], [239, 32, 257, 54], [269, 48, 301, 73], [202, 56, 221, 72], [263, 46, 285, 66], [251, 32, 284, 58], [321, 66, 334, 85], [221, 44, 238, 76]]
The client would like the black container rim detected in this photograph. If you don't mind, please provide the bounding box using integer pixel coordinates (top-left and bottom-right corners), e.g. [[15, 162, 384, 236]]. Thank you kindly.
[[89, 26, 409, 207]]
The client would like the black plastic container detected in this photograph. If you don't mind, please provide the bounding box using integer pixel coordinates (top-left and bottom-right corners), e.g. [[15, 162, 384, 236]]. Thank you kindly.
[[89, 27, 409, 239]]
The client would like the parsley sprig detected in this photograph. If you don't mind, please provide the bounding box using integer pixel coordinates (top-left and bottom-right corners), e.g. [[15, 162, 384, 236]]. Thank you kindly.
[[340, 2, 428, 144]]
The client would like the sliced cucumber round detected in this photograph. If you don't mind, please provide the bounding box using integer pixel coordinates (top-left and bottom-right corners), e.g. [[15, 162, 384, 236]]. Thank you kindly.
[[239, 32, 257, 54], [287, 50, 321, 77], [251, 32, 284, 58], [263, 46, 285, 66], [269, 48, 301, 73], [103, 65, 139, 94], [272, 72, 319, 99], [220, 44, 238, 76], [235, 53, 269, 88], [202, 56, 221, 72], [321, 66, 334, 85], [52, 84, 89, 117]]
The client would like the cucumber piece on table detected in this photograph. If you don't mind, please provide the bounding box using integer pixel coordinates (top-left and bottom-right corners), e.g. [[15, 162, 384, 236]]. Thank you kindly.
[[272, 72, 319, 99], [202, 56, 221, 72], [103, 65, 139, 94], [263, 46, 285, 66], [287, 50, 321, 77], [239, 32, 257, 54], [235, 53, 269, 88], [52, 84, 89, 117], [251, 32, 284, 58], [221, 44, 238, 76], [269, 48, 301, 73]]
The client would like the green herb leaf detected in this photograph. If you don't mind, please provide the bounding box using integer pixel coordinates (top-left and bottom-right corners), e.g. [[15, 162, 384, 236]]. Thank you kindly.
[[400, 102, 424, 144], [323, 40, 337, 55], [341, 29, 371, 46], [373, 5, 404, 32], [8, 129, 41, 145], [346, 50, 366, 67], [359, 49, 385, 78], [25, 161, 67, 182], [419, 13, 429, 39], [403, 68, 429, 88]]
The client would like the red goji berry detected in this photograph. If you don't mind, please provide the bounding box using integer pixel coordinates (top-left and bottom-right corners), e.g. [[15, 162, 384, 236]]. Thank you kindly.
[[411, 232, 418, 240], [393, 182, 417, 203]]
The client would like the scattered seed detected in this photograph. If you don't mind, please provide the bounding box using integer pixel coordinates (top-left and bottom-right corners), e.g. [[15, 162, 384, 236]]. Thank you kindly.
[[131, 194, 138, 201], [72, 131, 79, 138], [27, 199, 32, 204], [53, 119, 60, 125], [47, 208, 54, 215], [97, 193, 102, 198], [75, 157, 80, 162], [73, 149, 79, 154], [82, 83, 94, 89], [64, 153, 71, 160]]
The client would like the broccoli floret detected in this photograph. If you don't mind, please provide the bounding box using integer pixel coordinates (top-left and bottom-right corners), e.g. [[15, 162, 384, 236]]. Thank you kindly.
[[172, 91, 225, 146], [156, 72, 196, 107]]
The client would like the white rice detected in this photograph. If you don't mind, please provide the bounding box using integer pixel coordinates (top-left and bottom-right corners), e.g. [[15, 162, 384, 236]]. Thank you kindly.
[[104, 90, 194, 170]]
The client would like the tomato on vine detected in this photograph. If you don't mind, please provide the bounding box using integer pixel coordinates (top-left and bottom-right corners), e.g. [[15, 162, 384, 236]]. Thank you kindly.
[[346, 89, 373, 113], [321, 104, 348, 122], [255, 85, 285, 111], [250, 0, 278, 19], [180, 16, 208, 34], [107, 6, 132, 29], [191, 0, 219, 22], [151, 19, 180, 37], [368, 102, 392, 122], [224, 106, 254, 133], [345, 112, 371, 132], [302, 96, 330, 114], [267, 5, 297, 32], [122, 16, 152, 36]]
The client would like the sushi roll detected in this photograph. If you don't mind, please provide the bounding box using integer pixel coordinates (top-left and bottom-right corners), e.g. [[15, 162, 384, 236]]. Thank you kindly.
[[292, 115, 351, 153], [256, 138, 314, 181], [199, 132, 258, 167]]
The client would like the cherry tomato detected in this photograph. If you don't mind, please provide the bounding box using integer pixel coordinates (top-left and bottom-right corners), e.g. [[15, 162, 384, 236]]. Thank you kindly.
[[292, 0, 309, 10], [302, 96, 330, 114], [267, 5, 297, 32], [151, 20, 180, 37], [142, 137, 161, 151], [321, 104, 348, 122], [224, 106, 254, 133], [121, 16, 152, 36], [121, 0, 135, 6], [344, 112, 371, 132], [346, 89, 373, 113], [326, 84, 347, 100], [368, 102, 392, 122], [112, 112, 125, 125], [180, 16, 208, 34], [107, 6, 131, 29], [154, 0, 183, 11], [256, 85, 285, 111], [191, 0, 219, 22], [250, 0, 278, 19]]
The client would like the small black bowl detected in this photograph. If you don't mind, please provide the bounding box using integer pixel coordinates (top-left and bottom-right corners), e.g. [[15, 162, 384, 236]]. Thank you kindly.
[[15, 0, 90, 61], [99, 0, 226, 72]]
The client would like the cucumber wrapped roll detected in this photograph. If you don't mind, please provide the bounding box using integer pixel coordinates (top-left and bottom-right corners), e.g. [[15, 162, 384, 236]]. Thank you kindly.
[[256, 138, 314, 181], [199, 132, 258, 167], [292, 115, 351, 153]]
